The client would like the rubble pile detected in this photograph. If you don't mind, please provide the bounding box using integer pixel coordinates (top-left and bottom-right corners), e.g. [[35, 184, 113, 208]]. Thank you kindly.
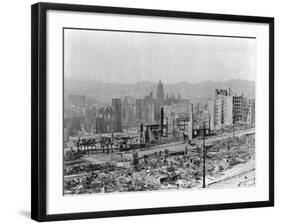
[[65, 150, 83, 161], [64, 157, 211, 194], [64, 135, 255, 195]]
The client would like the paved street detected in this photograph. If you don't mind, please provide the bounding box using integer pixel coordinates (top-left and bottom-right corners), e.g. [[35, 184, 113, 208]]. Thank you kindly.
[[125, 128, 255, 158]]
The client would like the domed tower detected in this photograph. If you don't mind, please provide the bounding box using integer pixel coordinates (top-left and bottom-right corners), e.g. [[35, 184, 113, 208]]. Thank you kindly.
[[156, 80, 164, 100]]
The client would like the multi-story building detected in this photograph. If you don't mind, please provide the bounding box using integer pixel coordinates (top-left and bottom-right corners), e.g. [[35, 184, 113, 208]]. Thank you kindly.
[[214, 89, 233, 129], [153, 100, 162, 122], [136, 99, 145, 120], [233, 95, 243, 124], [213, 88, 246, 129], [143, 101, 154, 123], [174, 103, 193, 140], [122, 96, 135, 123], [156, 80, 164, 100], [249, 99, 255, 125], [112, 98, 122, 132], [242, 98, 255, 125], [95, 106, 114, 134], [207, 99, 215, 130], [225, 96, 233, 125], [193, 102, 204, 116], [214, 89, 227, 129], [83, 105, 96, 133]]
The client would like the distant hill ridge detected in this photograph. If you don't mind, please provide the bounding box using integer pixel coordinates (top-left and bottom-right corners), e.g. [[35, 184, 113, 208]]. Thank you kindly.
[[64, 78, 255, 101]]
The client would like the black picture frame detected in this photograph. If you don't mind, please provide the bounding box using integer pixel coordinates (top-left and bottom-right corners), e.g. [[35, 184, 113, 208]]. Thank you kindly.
[[31, 2, 274, 222]]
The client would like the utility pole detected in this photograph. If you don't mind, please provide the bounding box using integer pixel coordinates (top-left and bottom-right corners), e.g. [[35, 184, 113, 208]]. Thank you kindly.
[[140, 123, 143, 151], [145, 127, 150, 150], [202, 128, 206, 188]]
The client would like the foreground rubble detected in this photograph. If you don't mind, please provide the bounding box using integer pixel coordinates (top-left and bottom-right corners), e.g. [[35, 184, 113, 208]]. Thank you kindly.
[[64, 134, 255, 195]]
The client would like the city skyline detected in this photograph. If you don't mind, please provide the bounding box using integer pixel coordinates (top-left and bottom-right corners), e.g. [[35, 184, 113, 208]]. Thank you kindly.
[[64, 29, 256, 84], [64, 82, 256, 194], [63, 28, 256, 195], [65, 77, 255, 85], [64, 78, 256, 102]]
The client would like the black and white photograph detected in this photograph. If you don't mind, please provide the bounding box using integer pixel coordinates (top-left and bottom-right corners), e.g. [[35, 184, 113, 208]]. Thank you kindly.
[[29, 2, 274, 222], [63, 28, 256, 195]]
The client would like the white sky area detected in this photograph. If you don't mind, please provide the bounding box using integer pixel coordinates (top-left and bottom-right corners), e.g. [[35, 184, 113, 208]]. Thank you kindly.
[[64, 29, 256, 84]]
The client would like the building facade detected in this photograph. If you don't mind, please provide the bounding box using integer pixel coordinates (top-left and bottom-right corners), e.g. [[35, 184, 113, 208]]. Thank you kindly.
[[156, 80, 164, 100], [95, 106, 114, 133], [233, 95, 243, 124], [112, 98, 122, 132], [207, 99, 215, 130], [214, 89, 233, 129]]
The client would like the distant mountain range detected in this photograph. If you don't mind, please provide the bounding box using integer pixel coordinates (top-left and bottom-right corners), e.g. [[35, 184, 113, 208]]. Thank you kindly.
[[64, 78, 255, 102]]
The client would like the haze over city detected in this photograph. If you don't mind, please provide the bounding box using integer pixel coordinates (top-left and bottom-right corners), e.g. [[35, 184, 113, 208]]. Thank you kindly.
[[64, 29, 256, 84]]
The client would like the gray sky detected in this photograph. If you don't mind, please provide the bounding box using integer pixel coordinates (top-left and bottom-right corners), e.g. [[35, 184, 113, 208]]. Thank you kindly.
[[64, 29, 256, 84]]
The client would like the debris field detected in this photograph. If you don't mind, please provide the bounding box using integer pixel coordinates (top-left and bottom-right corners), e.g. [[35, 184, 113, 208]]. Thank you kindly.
[[64, 134, 255, 195]]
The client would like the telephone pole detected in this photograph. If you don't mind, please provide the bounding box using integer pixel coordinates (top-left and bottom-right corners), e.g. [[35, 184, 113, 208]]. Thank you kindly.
[[202, 129, 206, 188]]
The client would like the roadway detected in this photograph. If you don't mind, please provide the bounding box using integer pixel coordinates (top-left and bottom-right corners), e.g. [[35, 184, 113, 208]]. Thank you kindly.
[[126, 128, 255, 158]]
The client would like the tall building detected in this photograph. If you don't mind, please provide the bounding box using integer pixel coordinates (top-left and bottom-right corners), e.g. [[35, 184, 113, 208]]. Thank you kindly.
[[153, 100, 162, 122], [83, 106, 96, 133], [143, 101, 154, 123], [136, 99, 144, 120], [156, 80, 164, 100], [249, 99, 255, 125], [112, 98, 122, 132], [187, 104, 193, 139], [95, 106, 114, 133], [214, 89, 233, 129], [172, 103, 193, 140], [225, 96, 233, 125], [233, 95, 243, 123], [207, 99, 215, 130], [242, 98, 255, 125], [193, 102, 204, 116], [214, 89, 227, 129], [122, 96, 135, 122]]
